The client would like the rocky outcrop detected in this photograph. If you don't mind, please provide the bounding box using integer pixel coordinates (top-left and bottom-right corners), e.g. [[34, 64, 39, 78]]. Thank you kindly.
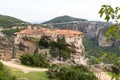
[[13, 35, 87, 65], [13, 37, 39, 59], [0, 37, 13, 60], [98, 29, 113, 47], [12, 26, 87, 65]]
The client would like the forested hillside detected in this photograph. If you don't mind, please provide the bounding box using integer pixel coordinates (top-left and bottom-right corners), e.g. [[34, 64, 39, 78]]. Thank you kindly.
[[43, 15, 87, 24], [83, 37, 120, 64], [0, 14, 29, 28]]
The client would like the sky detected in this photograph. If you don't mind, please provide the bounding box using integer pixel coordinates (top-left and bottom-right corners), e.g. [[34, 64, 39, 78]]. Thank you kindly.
[[0, 0, 119, 23]]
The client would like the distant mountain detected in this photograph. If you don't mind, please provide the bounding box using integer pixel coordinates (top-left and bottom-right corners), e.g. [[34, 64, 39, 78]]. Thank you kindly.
[[0, 14, 29, 28], [42, 15, 87, 24]]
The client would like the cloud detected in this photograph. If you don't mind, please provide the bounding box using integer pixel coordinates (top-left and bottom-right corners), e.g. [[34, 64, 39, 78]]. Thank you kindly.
[[0, 0, 119, 22]]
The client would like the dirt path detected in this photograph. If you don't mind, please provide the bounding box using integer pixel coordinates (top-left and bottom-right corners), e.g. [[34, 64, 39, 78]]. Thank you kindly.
[[0, 60, 112, 80], [100, 72, 111, 80], [89, 67, 112, 80], [0, 60, 48, 73]]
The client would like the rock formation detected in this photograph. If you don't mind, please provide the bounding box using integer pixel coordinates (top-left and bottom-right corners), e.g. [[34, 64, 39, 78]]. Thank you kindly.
[[0, 37, 13, 60], [13, 26, 87, 65]]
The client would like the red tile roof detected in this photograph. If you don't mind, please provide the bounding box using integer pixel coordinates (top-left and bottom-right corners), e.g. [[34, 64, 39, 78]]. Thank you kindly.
[[19, 30, 45, 35], [55, 29, 83, 36], [17, 27, 83, 36]]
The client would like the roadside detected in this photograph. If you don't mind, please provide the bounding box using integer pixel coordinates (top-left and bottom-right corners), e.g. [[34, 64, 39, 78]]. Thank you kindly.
[[0, 60, 112, 80], [0, 60, 48, 73], [100, 72, 111, 80]]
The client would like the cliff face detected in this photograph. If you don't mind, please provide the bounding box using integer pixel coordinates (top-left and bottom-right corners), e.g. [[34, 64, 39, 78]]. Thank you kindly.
[[43, 21, 114, 47], [0, 37, 13, 61], [11, 27, 87, 65], [13, 37, 39, 59], [13, 36, 87, 65]]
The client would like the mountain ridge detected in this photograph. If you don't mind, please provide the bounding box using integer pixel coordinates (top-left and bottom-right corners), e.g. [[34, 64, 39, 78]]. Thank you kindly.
[[42, 15, 87, 24], [0, 14, 29, 28]]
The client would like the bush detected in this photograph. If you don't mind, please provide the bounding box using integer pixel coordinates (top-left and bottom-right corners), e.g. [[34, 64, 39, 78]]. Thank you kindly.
[[20, 54, 34, 66], [0, 62, 16, 80], [20, 54, 49, 67], [49, 48, 58, 57], [33, 54, 49, 67], [46, 64, 59, 79], [39, 37, 49, 48], [61, 50, 70, 61], [47, 64, 97, 80]]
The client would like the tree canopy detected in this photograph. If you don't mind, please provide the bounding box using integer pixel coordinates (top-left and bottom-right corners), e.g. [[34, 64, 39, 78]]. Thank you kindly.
[[99, 4, 120, 79]]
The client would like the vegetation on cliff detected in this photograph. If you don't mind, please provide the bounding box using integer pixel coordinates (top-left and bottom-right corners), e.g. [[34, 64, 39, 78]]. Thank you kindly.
[[83, 37, 120, 64], [39, 37, 72, 61], [0, 62, 16, 80], [43, 15, 87, 24], [50, 37, 71, 61], [39, 37, 49, 48], [0, 14, 29, 28]]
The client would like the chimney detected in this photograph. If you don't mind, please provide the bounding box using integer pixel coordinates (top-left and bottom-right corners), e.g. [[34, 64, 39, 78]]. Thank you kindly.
[[27, 25, 32, 30]]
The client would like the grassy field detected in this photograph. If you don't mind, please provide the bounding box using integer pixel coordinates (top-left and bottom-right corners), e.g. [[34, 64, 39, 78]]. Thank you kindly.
[[7, 67, 49, 80]]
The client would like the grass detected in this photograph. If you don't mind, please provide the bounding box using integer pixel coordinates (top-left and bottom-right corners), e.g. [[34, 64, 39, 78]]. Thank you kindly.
[[107, 72, 120, 79], [7, 67, 49, 80], [107, 72, 113, 76]]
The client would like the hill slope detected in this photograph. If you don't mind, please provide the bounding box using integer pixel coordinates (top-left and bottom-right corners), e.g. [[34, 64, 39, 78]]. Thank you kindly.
[[0, 14, 29, 28], [43, 15, 87, 24], [83, 37, 120, 64]]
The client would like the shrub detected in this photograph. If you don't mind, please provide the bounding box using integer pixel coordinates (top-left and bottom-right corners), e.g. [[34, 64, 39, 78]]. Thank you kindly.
[[61, 50, 70, 61], [46, 64, 59, 79], [20, 54, 34, 66], [49, 48, 58, 57], [20, 54, 49, 67], [0, 62, 16, 80], [33, 54, 49, 67], [47, 64, 97, 80]]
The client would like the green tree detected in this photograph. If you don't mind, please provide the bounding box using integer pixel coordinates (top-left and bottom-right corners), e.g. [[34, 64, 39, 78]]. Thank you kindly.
[[99, 4, 120, 80], [99, 5, 120, 41], [99, 5, 120, 23], [39, 37, 49, 48], [50, 37, 71, 61], [56, 37, 68, 61]]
